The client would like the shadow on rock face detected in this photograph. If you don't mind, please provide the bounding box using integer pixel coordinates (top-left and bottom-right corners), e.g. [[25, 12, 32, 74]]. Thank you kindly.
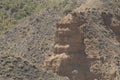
[[45, 52, 98, 80], [44, 13, 98, 80], [44, 1, 120, 79], [56, 53, 97, 80]]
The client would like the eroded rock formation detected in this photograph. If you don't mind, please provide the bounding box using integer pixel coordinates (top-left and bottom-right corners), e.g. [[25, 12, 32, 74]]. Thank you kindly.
[[44, 0, 120, 80], [45, 13, 96, 80]]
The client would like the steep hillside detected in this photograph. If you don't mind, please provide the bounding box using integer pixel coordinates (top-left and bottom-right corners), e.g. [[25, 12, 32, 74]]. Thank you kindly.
[[0, 0, 81, 35], [0, 0, 119, 80], [0, 0, 39, 34], [45, 0, 120, 80], [0, 0, 85, 80]]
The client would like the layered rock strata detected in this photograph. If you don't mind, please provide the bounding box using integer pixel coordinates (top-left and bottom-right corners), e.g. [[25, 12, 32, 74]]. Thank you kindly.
[[44, 0, 120, 80], [45, 13, 97, 80]]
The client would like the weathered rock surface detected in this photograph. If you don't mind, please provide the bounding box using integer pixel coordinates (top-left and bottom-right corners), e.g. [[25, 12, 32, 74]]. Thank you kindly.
[[0, 0, 86, 79], [45, 0, 120, 80]]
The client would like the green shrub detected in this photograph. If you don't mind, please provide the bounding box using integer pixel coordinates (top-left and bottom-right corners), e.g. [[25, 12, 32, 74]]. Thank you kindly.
[[0, 0, 37, 34]]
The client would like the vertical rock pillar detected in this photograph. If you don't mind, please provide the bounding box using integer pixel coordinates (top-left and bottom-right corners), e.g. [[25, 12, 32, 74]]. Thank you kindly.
[[44, 13, 95, 80], [54, 14, 84, 54]]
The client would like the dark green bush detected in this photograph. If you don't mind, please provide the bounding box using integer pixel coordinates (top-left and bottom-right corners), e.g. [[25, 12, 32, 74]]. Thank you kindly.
[[0, 0, 37, 34]]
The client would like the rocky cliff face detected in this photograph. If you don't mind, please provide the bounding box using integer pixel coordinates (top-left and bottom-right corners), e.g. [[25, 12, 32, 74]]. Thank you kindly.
[[45, 0, 120, 80]]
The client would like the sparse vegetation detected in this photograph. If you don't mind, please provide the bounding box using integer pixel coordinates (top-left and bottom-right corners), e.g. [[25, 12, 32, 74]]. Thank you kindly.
[[0, 0, 78, 35], [0, 53, 42, 80], [0, 0, 81, 80], [1, 0, 119, 80], [0, 0, 38, 34]]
